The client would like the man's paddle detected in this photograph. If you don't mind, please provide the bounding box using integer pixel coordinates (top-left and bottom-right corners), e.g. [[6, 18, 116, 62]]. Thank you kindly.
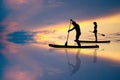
[[65, 21, 71, 46], [89, 31, 105, 36]]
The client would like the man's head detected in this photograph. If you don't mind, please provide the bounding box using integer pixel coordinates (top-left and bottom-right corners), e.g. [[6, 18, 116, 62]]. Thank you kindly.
[[70, 19, 76, 25]]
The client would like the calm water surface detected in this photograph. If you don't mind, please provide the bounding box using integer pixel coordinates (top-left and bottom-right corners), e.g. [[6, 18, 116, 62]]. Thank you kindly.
[[0, 30, 120, 80]]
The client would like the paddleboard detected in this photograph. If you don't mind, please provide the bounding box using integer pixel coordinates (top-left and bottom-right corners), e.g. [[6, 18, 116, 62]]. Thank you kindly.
[[79, 40, 110, 43], [49, 44, 99, 48]]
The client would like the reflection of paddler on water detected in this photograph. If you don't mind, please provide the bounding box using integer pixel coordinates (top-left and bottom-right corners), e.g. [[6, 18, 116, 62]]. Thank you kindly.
[[93, 49, 97, 63], [68, 19, 81, 46], [66, 50, 81, 76]]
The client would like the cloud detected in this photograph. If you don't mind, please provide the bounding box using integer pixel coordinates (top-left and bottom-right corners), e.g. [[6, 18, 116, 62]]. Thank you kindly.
[[46, 0, 65, 8], [25, 0, 120, 27], [7, 31, 34, 44], [4, 0, 30, 10], [4, 0, 43, 26], [3, 63, 42, 80], [0, 0, 7, 21], [2, 0, 120, 29]]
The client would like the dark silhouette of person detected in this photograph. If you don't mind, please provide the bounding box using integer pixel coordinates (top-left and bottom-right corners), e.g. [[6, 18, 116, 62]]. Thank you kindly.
[[68, 50, 81, 76], [68, 19, 81, 46], [93, 22, 97, 42]]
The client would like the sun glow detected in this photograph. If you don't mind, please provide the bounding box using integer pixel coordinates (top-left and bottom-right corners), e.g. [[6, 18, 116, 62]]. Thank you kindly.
[[79, 13, 120, 33], [33, 12, 120, 44], [34, 12, 120, 45], [32, 13, 120, 63]]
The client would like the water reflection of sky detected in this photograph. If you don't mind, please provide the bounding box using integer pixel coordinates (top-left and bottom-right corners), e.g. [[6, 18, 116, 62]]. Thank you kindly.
[[7, 31, 34, 44], [1, 0, 120, 80], [0, 26, 120, 80]]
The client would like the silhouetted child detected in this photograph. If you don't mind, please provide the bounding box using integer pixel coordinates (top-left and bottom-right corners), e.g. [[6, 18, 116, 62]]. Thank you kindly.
[[93, 22, 97, 42]]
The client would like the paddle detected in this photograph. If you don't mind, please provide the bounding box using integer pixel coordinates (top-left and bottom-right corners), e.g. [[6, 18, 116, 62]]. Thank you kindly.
[[89, 31, 105, 36], [65, 21, 71, 46]]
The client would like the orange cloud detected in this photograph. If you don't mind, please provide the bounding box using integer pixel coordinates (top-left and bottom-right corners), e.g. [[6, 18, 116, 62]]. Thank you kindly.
[[3, 66, 37, 80], [4, 0, 30, 9], [4, 0, 43, 11], [2, 45, 43, 80], [4, 0, 44, 26]]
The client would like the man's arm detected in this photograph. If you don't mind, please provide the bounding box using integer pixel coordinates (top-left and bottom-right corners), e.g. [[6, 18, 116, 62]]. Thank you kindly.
[[68, 27, 75, 32]]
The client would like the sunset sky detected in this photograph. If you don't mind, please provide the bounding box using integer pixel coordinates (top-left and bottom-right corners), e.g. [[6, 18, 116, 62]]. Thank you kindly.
[[1, 1, 120, 80], [1, 0, 120, 43], [1, 0, 120, 29]]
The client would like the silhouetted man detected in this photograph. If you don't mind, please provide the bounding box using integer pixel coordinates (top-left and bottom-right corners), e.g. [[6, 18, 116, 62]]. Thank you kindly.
[[68, 19, 81, 46], [93, 22, 97, 42]]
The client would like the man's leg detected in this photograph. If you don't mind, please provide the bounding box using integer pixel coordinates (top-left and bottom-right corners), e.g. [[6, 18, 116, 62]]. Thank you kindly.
[[75, 34, 81, 46], [76, 41, 81, 46], [75, 34, 80, 41]]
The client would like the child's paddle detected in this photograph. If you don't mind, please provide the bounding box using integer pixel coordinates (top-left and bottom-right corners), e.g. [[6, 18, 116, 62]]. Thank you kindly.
[[89, 31, 105, 36]]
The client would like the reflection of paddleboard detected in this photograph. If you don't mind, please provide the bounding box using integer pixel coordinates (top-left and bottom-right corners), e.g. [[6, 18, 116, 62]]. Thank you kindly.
[[79, 40, 110, 43], [49, 44, 99, 48]]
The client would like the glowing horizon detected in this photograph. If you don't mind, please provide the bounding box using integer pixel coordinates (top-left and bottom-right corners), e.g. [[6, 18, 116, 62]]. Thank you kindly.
[[33, 12, 120, 44], [32, 13, 120, 64]]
